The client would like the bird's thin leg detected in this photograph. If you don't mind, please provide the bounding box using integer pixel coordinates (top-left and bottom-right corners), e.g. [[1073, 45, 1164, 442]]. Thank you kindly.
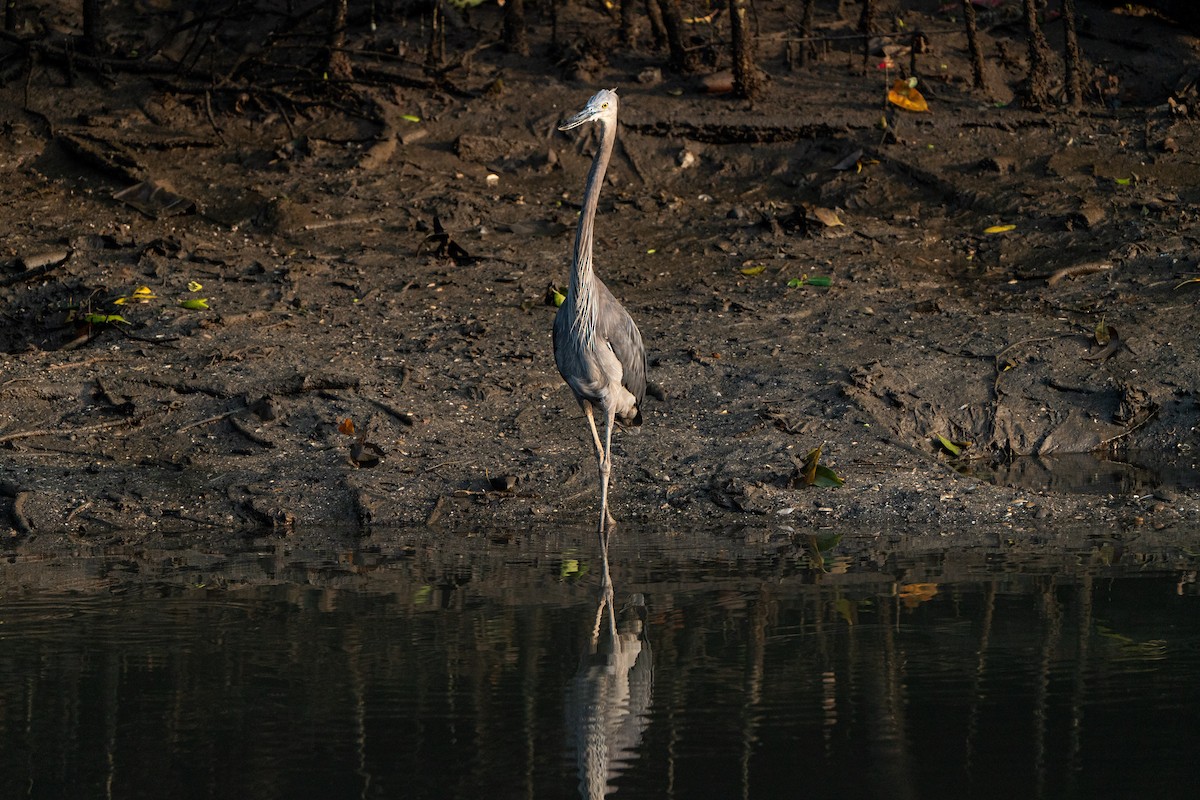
[[598, 406, 616, 532], [584, 403, 616, 531], [583, 402, 605, 468]]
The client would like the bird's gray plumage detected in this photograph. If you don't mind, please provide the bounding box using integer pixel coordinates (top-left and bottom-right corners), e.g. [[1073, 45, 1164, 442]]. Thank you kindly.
[[554, 87, 647, 530], [553, 278, 646, 426]]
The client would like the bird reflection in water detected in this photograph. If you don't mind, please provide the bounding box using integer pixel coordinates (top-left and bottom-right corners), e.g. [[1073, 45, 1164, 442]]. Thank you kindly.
[[565, 528, 653, 799]]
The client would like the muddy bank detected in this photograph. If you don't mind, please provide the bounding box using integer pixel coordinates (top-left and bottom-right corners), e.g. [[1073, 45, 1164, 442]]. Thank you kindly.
[[2, 1, 1199, 545]]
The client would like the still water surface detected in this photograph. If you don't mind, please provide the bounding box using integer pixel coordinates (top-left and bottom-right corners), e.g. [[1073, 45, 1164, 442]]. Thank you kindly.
[[1, 530, 1198, 799]]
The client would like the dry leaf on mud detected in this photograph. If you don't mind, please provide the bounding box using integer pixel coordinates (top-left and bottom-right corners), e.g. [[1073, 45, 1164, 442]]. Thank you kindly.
[[887, 78, 928, 113], [789, 446, 844, 489], [420, 216, 475, 266], [811, 207, 844, 227], [349, 440, 384, 468], [832, 149, 864, 171], [113, 179, 195, 218], [1083, 324, 1121, 362]]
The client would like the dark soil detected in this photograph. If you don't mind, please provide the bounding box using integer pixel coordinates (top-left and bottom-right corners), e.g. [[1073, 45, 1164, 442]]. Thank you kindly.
[[3, 1, 1200, 546]]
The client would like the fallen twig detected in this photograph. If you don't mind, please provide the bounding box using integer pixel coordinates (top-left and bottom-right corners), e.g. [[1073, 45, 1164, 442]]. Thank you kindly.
[[303, 215, 373, 231], [46, 355, 119, 371], [204, 90, 226, 143], [0, 250, 73, 287], [0, 417, 133, 443], [177, 407, 247, 433], [1047, 262, 1112, 287]]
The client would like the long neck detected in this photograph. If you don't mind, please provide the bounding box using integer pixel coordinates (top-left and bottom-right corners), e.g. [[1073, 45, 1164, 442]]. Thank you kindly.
[[568, 117, 616, 308]]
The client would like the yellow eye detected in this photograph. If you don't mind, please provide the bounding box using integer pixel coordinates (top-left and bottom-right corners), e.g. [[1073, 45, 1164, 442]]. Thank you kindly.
[[601, 103, 608, 108]]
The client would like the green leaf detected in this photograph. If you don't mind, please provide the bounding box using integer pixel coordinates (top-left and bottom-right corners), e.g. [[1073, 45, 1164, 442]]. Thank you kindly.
[[812, 465, 844, 487], [935, 434, 961, 456], [1115, 177, 1131, 186], [549, 287, 565, 307], [400, 114, 421, 123], [81, 313, 130, 325], [178, 298, 209, 310], [788, 275, 832, 288]]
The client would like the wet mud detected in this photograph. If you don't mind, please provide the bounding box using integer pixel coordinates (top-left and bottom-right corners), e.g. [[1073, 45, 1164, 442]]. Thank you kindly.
[[2, 1, 1200, 545]]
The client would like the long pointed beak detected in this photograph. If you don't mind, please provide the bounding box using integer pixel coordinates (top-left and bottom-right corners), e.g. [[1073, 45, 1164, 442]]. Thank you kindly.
[[558, 109, 593, 131]]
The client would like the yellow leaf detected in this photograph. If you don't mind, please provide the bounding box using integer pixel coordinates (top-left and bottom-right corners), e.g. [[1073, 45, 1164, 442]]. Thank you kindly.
[[983, 224, 1016, 234], [740, 265, 767, 276], [187, 281, 203, 292], [177, 298, 209, 310], [811, 207, 843, 227], [887, 79, 928, 113], [120, 286, 158, 303]]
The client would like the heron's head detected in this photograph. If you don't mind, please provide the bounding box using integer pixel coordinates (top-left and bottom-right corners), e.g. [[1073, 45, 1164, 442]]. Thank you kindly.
[[558, 88, 619, 132]]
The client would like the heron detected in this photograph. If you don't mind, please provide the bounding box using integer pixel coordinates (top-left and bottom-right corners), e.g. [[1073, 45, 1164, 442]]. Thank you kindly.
[[554, 88, 647, 533]]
